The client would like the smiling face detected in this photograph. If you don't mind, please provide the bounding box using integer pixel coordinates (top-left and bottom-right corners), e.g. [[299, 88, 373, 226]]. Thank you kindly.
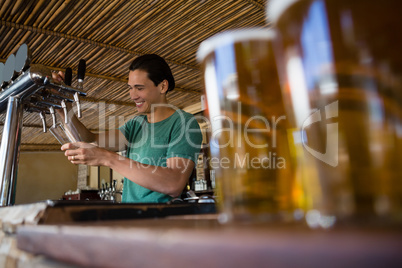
[[127, 69, 168, 114]]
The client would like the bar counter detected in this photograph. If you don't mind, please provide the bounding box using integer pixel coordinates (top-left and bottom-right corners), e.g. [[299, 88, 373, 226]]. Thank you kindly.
[[1, 202, 402, 268]]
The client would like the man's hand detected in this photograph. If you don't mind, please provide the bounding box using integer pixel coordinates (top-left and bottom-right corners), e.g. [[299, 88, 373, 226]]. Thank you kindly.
[[62, 142, 112, 166]]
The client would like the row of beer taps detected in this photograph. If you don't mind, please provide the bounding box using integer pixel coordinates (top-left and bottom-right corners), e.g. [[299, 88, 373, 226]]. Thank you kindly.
[[24, 60, 86, 133], [0, 44, 88, 205], [99, 179, 123, 201], [0, 44, 87, 132]]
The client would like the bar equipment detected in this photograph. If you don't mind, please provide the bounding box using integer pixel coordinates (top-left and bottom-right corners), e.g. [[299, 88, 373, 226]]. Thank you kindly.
[[49, 62, 86, 143], [15, 44, 31, 73], [0, 44, 87, 206], [98, 180, 122, 201], [64, 68, 73, 86], [75, 60, 86, 118], [0, 63, 4, 88]]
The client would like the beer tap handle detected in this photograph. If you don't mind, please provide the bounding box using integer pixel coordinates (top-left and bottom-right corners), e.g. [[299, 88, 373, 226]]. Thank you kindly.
[[49, 106, 56, 128], [74, 60, 86, 118], [74, 92, 82, 118], [64, 67, 72, 86], [77, 59, 86, 90], [111, 180, 116, 193], [39, 111, 47, 133], [61, 100, 68, 124], [46, 64, 86, 98]]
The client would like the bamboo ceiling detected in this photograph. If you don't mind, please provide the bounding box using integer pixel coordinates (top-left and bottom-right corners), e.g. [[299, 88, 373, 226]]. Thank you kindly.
[[0, 0, 269, 151]]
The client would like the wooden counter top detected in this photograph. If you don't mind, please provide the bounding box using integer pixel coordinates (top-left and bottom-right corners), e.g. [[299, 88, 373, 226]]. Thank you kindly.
[[15, 215, 402, 268]]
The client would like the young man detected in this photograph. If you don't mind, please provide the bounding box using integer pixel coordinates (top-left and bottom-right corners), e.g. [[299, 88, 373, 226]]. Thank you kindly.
[[57, 54, 202, 203]]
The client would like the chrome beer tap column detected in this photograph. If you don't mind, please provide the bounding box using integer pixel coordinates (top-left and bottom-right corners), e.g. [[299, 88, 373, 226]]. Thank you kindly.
[[0, 44, 87, 206], [0, 96, 23, 206]]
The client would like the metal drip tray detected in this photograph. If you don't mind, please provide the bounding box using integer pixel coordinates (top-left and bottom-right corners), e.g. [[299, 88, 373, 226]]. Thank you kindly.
[[40, 200, 216, 224]]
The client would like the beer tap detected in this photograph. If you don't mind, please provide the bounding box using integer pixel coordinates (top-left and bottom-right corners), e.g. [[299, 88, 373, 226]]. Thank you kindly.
[[74, 92, 81, 118], [75, 60, 86, 118], [104, 183, 110, 200], [61, 67, 73, 124], [98, 184, 105, 200], [112, 179, 116, 193], [61, 100, 68, 124], [40, 64, 86, 124], [64, 67, 72, 86], [0, 43, 89, 206], [49, 106, 57, 128], [97, 180, 122, 201], [77, 60, 86, 90], [39, 111, 47, 133], [25, 104, 51, 133]]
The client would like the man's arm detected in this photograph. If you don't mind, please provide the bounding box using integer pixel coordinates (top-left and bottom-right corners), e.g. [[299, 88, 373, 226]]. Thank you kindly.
[[62, 142, 194, 197], [106, 155, 194, 197]]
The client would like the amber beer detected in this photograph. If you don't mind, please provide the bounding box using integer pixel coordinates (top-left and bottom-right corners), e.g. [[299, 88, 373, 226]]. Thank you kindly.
[[197, 29, 299, 223], [271, 0, 402, 226]]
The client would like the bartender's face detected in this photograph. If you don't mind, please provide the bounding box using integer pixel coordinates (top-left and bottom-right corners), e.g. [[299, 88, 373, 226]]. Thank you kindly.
[[127, 69, 167, 114]]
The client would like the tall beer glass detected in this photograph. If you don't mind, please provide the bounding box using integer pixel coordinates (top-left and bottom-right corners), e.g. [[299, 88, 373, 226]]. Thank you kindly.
[[197, 29, 300, 223], [269, 0, 402, 227]]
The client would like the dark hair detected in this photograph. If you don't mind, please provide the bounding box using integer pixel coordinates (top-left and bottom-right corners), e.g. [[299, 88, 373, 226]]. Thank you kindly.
[[129, 54, 175, 93]]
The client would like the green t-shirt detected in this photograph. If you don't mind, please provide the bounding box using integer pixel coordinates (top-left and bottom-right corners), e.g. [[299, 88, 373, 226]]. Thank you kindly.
[[119, 110, 203, 203]]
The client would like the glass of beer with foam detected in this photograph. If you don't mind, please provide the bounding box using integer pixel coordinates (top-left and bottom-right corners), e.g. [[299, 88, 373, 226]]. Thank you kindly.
[[197, 29, 303, 224], [269, 0, 402, 227]]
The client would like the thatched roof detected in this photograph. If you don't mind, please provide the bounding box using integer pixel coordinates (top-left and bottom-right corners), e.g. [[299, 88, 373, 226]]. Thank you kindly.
[[0, 0, 268, 151]]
